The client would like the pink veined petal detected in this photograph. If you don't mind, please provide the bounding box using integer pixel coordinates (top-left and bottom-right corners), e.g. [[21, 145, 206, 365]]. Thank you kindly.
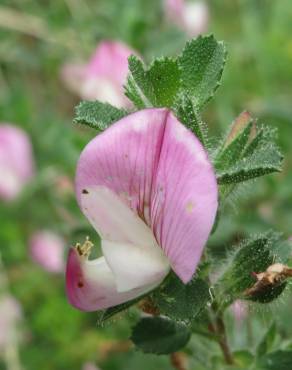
[[66, 248, 159, 311], [75, 108, 218, 284], [0, 124, 35, 201]]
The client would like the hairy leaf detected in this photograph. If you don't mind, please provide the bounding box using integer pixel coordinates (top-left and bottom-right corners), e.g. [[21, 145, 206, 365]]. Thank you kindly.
[[152, 273, 210, 323], [174, 94, 208, 146], [74, 101, 128, 131], [178, 35, 227, 109], [131, 317, 191, 354]]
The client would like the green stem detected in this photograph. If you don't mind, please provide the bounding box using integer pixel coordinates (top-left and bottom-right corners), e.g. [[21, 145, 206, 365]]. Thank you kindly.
[[209, 303, 234, 365]]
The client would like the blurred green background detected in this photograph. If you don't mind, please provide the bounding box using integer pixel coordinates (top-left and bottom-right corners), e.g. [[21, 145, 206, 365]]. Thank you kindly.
[[0, 0, 292, 369]]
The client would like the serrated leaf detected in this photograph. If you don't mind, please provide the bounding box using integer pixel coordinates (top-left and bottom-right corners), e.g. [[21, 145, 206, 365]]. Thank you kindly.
[[131, 317, 191, 354], [257, 323, 277, 357], [152, 273, 210, 323], [257, 350, 292, 370], [174, 94, 208, 146], [125, 55, 154, 108], [96, 296, 142, 325], [215, 122, 254, 171], [178, 35, 227, 109], [124, 75, 147, 109], [217, 144, 283, 185], [215, 233, 280, 307], [74, 101, 128, 131], [125, 56, 181, 109], [147, 57, 181, 107]]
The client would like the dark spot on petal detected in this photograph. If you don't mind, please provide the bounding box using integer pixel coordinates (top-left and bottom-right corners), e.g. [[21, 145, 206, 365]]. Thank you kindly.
[[82, 189, 89, 194], [77, 280, 84, 288]]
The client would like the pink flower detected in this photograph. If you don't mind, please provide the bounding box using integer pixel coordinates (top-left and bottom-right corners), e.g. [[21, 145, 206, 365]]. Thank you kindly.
[[30, 231, 65, 273], [164, 0, 209, 37], [0, 295, 22, 349], [230, 300, 248, 324], [66, 109, 218, 311], [0, 124, 34, 201], [61, 41, 136, 108]]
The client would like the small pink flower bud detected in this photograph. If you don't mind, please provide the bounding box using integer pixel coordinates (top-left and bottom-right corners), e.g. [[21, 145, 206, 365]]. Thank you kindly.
[[30, 231, 65, 273], [0, 124, 34, 201]]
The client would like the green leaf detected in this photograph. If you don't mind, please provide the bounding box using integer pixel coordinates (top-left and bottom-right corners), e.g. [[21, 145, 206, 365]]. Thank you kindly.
[[96, 294, 148, 325], [257, 350, 292, 370], [131, 316, 191, 354], [217, 144, 283, 185], [73, 101, 128, 131], [124, 55, 154, 108], [178, 35, 227, 109], [257, 323, 277, 357], [215, 233, 279, 307], [147, 57, 181, 107], [125, 56, 181, 109], [174, 94, 208, 146], [152, 273, 210, 323], [233, 350, 254, 368], [215, 122, 254, 171]]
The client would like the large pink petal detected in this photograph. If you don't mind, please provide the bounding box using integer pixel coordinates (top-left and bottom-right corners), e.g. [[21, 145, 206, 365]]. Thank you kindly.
[[75, 108, 218, 284], [66, 248, 158, 311]]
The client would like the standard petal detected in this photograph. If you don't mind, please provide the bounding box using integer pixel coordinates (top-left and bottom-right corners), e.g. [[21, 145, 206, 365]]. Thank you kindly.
[[76, 109, 218, 284], [66, 248, 158, 311]]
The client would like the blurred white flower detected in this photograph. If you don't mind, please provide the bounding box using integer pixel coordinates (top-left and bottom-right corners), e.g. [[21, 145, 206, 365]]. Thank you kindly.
[[164, 0, 209, 37], [30, 231, 65, 273]]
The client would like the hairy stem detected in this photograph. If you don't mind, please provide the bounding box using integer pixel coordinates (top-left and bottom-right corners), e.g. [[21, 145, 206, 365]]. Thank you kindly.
[[209, 304, 234, 365]]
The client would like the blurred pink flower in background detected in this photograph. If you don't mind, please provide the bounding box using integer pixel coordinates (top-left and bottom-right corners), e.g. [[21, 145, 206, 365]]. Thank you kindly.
[[82, 362, 101, 370], [0, 124, 35, 201], [0, 295, 22, 350], [30, 231, 65, 273], [230, 300, 248, 324], [61, 40, 136, 108], [164, 0, 209, 37]]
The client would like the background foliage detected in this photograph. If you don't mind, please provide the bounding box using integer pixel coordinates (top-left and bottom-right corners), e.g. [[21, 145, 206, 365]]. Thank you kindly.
[[0, 0, 292, 369]]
